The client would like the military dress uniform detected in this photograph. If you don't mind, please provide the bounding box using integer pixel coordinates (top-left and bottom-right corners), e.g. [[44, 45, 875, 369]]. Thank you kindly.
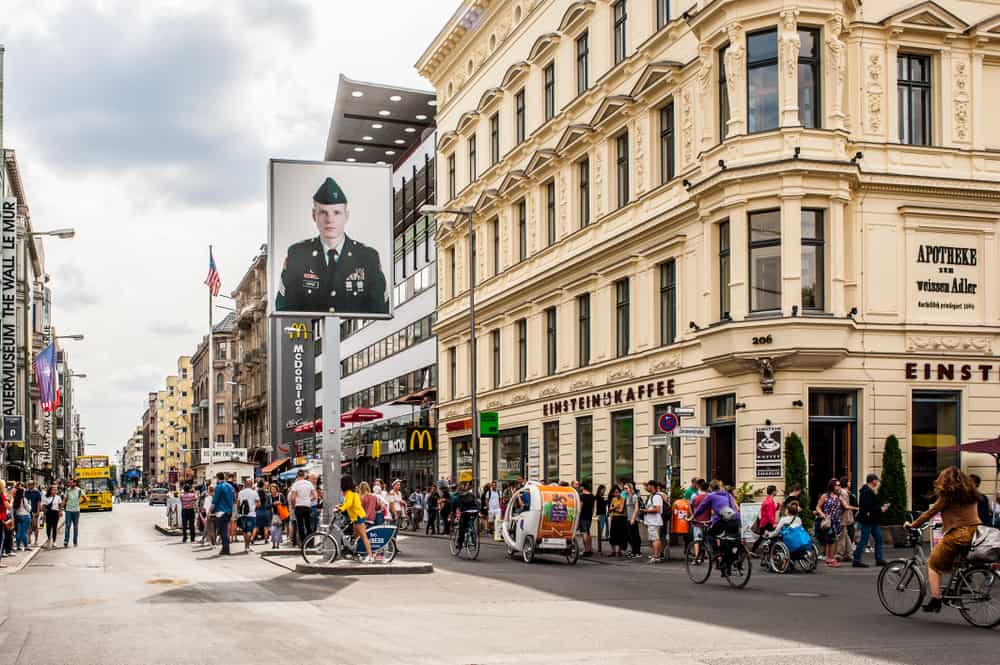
[[276, 235, 388, 314], [275, 176, 389, 315]]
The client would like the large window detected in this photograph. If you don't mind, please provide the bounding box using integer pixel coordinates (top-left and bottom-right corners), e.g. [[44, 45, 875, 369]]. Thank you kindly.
[[449, 346, 457, 399], [340, 314, 437, 377], [452, 436, 473, 484], [545, 306, 557, 375], [659, 259, 676, 345], [912, 391, 960, 512], [489, 112, 500, 165], [749, 209, 781, 312], [747, 28, 779, 133], [707, 395, 736, 486], [577, 293, 590, 367], [719, 44, 730, 139], [612, 410, 634, 484], [515, 88, 526, 144], [517, 318, 527, 382], [798, 28, 820, 128], [468, 135, 477, 183], [576, 416, 593, 486], [578, 157, 590, 227], [801, 209, 824, 310], [545, 180, 556, 246], [898, 54, 931, 146], [615, 277, 630, 357], [543, 421, 560, 481], [494, 429, 527, 490], [656, 0, 670, 29], [613, 0, 627, 65], [543, 62, 556, 122], [491, 217, 500, 276], [517, 199, 527, 261], [616, 132, 630, 208], [491, 329, 501, 389], [718, 220, 731, 319], [447, 154, 456, 200], [576, 31, 589, 95], [659, 102, 675, 183]]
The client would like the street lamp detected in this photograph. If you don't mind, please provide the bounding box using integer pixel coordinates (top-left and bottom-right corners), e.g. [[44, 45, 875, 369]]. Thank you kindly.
[[56, 334, 84, 341], [33, 229, 75, 239], [419, 204, 479, 490]]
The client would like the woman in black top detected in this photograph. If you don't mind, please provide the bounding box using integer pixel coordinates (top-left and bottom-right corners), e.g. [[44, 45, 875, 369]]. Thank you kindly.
[[425, 487, 439, 535], [595, 485, 608, 552]]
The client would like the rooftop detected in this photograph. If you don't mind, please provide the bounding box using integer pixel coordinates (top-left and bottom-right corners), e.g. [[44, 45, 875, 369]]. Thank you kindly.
[[324, 74, 436, 166]]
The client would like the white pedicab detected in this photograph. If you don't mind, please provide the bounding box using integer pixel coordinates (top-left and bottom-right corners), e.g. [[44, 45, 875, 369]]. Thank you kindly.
[[500, 482, 580, 564]]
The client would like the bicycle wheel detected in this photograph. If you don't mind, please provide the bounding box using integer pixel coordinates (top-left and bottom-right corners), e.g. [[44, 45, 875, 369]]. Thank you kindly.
[[726, 544, 752, 588], [769, 541, 791, 574], [449, 527, 460, 556], [465, 530, 480, 560], [958, 567, 1000, 628], [794, 545, 818, 573], [877, 559, 925, 617], [685, 541, 712, 584], [301, 531, 340, 565], [380, 537, 398, 564]]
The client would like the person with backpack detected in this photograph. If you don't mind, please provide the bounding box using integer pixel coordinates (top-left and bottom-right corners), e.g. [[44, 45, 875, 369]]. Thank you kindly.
[[624, 482, 642, 559], [251, 480, 273, 546], [237, 479, 259, 553]]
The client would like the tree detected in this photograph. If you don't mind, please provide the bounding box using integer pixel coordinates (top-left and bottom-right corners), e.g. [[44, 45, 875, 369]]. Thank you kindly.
[[784, 432, 811, 527], [878, 434, 908, 525]]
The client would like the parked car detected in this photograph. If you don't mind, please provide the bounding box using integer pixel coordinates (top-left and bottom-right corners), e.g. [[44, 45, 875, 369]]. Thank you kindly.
[[148, 488, 170, 506]]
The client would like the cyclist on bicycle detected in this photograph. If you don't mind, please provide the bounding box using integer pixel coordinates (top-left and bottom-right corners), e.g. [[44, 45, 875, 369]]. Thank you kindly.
[[339, 477, 373, 563], [691, 480, 741, 556], [454, 483, 480, 550], [905, 466, 982, 613]]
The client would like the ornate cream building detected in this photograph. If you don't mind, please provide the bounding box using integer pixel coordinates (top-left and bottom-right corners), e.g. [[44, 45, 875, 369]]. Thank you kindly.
[[419, 0, 1000, 510]]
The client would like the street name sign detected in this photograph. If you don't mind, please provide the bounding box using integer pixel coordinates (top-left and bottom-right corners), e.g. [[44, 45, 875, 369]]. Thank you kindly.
[[675, 425, 710, 438]]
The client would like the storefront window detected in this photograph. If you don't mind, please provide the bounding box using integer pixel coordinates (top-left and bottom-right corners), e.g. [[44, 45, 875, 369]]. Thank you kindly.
[[653, 403, 681, 491], [911, 391, 960, 511], [612, 410, 634, 484], [543, 421, 559, 482], [707, 394, 736, 487], [452, 436, 473, 484], [576, 416, 593, 486], [494, 429, 527, 494]]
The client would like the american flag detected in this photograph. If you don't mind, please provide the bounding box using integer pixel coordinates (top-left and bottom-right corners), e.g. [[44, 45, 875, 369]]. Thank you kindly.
[[204, 249, 221, 297], [33, 343, 59, 414]]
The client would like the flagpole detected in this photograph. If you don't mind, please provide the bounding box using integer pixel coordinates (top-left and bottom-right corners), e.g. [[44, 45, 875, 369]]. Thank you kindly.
[[207, 245, 215, 483]]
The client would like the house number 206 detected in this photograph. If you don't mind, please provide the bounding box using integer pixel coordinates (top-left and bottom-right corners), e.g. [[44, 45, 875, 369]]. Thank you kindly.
[[752, 335, 773, 345]]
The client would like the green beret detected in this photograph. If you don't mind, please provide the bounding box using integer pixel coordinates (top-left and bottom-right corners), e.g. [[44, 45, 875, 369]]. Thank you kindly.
[[313, 177, 347, 205]]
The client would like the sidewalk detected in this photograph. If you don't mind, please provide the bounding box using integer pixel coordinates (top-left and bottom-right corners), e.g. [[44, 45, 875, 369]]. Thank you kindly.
[[0, 516, 62, 575]]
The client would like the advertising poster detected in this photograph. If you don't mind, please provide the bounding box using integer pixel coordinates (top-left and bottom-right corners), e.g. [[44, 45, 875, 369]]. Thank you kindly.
[[2, 198, 17, 417], [539, 487, 578, 540], [754, 426, 783, 478], [278, 320, 315, 454], [268, 160, 392, 319]]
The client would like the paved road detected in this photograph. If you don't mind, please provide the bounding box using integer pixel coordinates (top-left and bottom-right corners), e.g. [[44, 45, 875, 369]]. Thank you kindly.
[[0, 504, 994, 664]]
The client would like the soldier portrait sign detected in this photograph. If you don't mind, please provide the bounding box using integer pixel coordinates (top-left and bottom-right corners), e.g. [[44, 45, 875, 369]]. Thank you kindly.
[[268, 160, 392, 319]]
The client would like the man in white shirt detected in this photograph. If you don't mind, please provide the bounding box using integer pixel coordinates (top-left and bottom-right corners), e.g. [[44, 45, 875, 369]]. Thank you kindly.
[[289, 470, 316, 546], [642, 480, 665, 563], [236, 482, 259, 552]]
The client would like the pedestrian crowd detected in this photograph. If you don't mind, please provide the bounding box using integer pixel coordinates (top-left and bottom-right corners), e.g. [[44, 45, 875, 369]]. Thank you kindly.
[[0, 478, 87, 567], [114, 488, 151, 502]]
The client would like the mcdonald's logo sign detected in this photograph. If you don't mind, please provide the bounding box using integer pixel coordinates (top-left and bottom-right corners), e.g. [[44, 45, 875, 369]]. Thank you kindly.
[[371, 440, 380, 459], [287, 322, 309, 340], [408, 428, 435, 451]]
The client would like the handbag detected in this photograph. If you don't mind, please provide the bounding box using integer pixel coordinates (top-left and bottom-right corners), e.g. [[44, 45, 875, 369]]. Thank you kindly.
[[969, 525, 1000, 563], [820, 515, 832, 530], [750, 516, 762, 535], [275, 503, 290, 521]]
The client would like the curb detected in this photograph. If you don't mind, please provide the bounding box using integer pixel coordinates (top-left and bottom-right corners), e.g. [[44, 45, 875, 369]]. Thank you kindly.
[[259, 549, 303, 558], [0, 542, 45, 575], [296, 560, 434, 576]]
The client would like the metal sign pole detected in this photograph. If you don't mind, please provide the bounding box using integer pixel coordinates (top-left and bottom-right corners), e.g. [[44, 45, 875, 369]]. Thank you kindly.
[[321, 316, 341, 528]]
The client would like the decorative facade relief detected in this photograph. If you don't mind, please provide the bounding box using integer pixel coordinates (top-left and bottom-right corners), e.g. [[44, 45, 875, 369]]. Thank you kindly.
[[570, 377, 593, 390], [485, 399, 503, 409], [650, 354, 682, 373], [593, 148, 604, 216], [607, 368, 633, 382], [865, 51, 883, 134], [526, 191, 537, 251], [780, 10, 800, 126], [681, 87, 694, 166], [697, 44, 714, 150], [511, 393, 529, 404], [632, 114, 646, 194], [558, 169, 568, 235], [953, 61, 970, 142], [540, 385, 560, 397], [723, 23, 746, 137], [906, 336, 992, 354], [825, 14, 847, 126]]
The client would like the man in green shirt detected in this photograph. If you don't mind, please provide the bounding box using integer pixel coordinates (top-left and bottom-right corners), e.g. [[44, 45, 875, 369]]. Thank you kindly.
[[63, 479, 87, 547], [682, 477, 699, 502]]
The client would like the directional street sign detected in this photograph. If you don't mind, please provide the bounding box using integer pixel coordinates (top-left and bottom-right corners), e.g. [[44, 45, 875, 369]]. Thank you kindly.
[[648, 435, 671, 447], [657, 412, 679, 434], [671, 407, 695, 418], [675, 425, 711, 438]]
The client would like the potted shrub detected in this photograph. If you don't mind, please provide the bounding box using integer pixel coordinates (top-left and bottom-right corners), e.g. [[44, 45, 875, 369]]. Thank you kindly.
[[784, 432, 812, 528], [878, 434, 909, 548]]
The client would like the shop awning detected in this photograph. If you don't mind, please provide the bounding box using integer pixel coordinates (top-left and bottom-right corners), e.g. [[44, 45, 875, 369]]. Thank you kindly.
[[942, 437, 1000, 490], [260, 458, 290, 475], [278, 466, 308, 481], [342, 407, 383, 424]]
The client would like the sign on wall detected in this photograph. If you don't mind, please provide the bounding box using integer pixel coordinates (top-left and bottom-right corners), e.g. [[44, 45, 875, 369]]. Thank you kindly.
[[754, 426, 783, 478], [1, 198, 17, 418], [910, 235, 981, 323]]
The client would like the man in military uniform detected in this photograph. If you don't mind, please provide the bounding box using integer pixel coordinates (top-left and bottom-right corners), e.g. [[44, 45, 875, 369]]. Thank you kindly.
[[275, 176, 388, 314]]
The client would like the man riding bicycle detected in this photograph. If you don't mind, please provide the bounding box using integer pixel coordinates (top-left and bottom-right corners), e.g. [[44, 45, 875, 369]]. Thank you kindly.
[[691, 480, 741, 557], [454, 483, 480, 549]]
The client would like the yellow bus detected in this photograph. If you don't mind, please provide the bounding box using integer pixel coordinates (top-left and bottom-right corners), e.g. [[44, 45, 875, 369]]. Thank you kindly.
[[75, 455, 113, 512]]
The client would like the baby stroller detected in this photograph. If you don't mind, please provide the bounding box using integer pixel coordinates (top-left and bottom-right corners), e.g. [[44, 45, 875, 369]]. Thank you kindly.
[[767, 524, 819, 573]]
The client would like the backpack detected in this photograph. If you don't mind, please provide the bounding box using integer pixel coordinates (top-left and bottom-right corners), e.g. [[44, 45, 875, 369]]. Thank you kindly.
[[239, 498, 250, 516], [782, 525, 812, 555], [969, 526, 1000, 563], [258, 490, 272, 511]]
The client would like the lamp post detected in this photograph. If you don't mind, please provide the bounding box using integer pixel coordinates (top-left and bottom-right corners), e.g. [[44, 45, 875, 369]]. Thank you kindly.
[[419, 204, 479, 490], [19, 228, 74, 481]]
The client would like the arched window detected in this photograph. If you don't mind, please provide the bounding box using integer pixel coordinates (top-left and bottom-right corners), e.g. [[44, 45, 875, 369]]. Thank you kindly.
[[216, 372, 224, 393]]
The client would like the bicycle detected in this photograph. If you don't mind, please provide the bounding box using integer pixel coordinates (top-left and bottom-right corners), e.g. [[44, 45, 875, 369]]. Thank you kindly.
[[877, 523, 1000, 628], [301, 510, 398, 565], [449, 510, 481, 559], [685, 519, 752, 588]]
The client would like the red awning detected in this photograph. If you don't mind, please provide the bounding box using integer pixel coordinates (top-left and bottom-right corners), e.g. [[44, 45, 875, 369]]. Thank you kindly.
[[260, 458, 290, 475], [341, 407, 383, 424], [446, 418, 472, 432]]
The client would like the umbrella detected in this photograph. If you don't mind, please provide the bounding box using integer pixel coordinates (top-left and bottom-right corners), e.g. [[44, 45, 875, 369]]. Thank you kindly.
[[278, 466, 308, 481], [942, 436, 1000, 492], [341, 407, 383, 425]]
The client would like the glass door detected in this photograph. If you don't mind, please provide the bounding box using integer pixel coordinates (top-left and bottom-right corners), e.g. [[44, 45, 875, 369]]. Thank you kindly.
[[911, 391, 960, 512], [707, 395, 736, 486], [808, 391, 858, 505]]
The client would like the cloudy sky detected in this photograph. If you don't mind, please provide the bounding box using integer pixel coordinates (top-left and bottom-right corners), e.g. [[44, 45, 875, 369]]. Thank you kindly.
[[0, 0, 457, 462]]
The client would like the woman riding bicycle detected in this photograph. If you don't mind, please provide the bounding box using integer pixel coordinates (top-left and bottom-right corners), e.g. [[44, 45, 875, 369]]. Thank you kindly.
[[340, 477, 373, 563], [905, 466, 982, 613]]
